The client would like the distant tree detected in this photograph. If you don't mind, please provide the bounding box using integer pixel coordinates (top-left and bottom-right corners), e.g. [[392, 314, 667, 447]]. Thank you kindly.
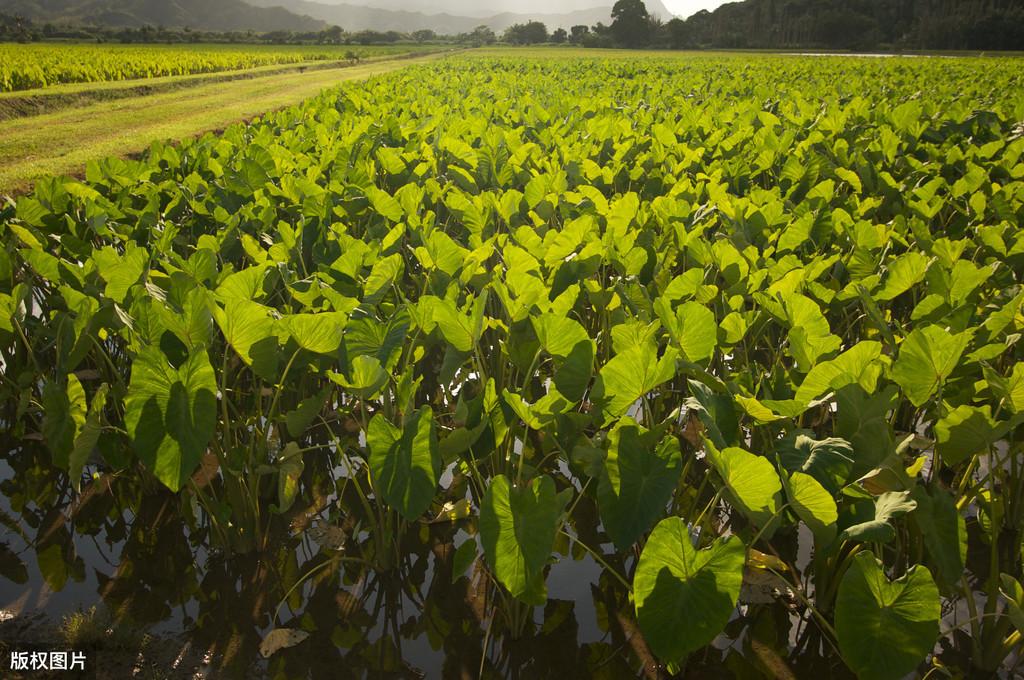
[[663, 17, 690, 49], [264, 30, 292, 44], [504, 21, 548, 45], [353, 29, 394, 44], [321, 24, 344, 44], [550, 27, 567, 43], [583, 21, 613, 47], [610, 0, 650, 47], [569, 24, 589, 43], [412, 28, 436, 42], [469, 25, 496, 45]]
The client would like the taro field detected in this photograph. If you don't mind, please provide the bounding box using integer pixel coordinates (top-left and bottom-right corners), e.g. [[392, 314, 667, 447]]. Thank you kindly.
[[1, 53, 1024, 678]]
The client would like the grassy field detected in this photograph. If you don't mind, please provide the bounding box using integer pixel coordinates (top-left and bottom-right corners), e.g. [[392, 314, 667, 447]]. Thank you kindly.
[[0, 50, 452, 193]]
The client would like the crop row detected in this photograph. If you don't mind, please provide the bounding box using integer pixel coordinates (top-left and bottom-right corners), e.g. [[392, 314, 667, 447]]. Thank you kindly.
[[2, 55, 1024, 676], [0, 43, 404, 92]]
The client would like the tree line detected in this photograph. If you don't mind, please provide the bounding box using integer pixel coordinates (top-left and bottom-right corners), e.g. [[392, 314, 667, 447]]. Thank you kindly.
[[0, 14, 494, 45], [505, 0, 1024, 51], [3, 0, 1022, 50]]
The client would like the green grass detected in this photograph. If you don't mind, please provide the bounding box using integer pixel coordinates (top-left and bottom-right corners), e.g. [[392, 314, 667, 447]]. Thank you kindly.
[[0, 50, 451, 194]]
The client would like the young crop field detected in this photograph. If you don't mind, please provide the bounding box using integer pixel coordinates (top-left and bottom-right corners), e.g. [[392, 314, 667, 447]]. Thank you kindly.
[[0, 42, 418, 92], [1, 53, 1024, 677]]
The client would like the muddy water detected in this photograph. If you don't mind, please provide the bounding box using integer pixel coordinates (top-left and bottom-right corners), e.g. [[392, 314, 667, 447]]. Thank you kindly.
[[0, 440, 633, 679]]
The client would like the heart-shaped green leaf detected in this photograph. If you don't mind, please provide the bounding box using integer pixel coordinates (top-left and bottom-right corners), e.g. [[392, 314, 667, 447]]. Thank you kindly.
[[597, 418, 682, 550], [480, 474, 568, 605], [125, 347, 217, 492], [892, 326, 971, 407], [835, 552, 940, 680], [367, 407, 440, 521], [597, 340, 678, 420], [705, 444, 783, 530], [634, 517, 745, 663]]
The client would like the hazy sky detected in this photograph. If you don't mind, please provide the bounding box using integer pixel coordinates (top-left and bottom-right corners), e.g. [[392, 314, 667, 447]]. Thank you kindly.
[[660, 0, 728, 17]]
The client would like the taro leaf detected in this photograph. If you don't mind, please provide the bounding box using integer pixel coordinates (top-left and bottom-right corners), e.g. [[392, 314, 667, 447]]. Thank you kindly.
[[259, 628, 310, 658], [451, 538, 478, 584], [553, 340, 594, 403], [92, 244, 148, 303], [367, 408, 440, 521], [836, 385, 898, 478], [21, 249, 60, 283], [502, 389, 544, 430], [934, 405, 996, 467], [674, 302, 718, 364], [282, 312, 347, 355], [597, 418, 683, 550], [68, 384, 109, 492], [839, 491, 916, 544], [856, 463, 913, 495], [634, 517, 745, 663], [775, 431, 854, 494], [684, 379, 739, 449], [1001, 363, 1024, 413], [275, 442, 304, 514], [364, 253, 404, 299], [911, 486, 966, 591], [655, 299, 718, 363], [480, 474, 568, 605], [417, 230, 467, 276], [532, 313, 590, 358], [159, 286, 212, 351], [532, 313, 595, 402], [285, 387, 329, 439], [42, 374, 87, 467], [782, 293, 841, 373], [125, 347, 217, 492], [783, 471, 838, 544], [213, 300, 279, 380], [344, 312, 410, 369], [610, 320, 659, 354], [892, 326, 971, 407], [215, 264, 268, 303], [705, 444, 783, 531], [596, 341, 678, 421], [328, 354, 389, 399], [835, 552, 940, 680], [999, 574, 1024, 632], [364, 186, 403, 222], [432, 294, 486, 353], [875, 251, 929, 302], [795, 341, 883, 403]]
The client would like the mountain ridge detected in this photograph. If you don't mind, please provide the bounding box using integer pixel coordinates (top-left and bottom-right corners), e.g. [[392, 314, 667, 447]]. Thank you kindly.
[[243, 0, 639, 33], [0, 0, 677, 33], [0, 0, 327, 31]]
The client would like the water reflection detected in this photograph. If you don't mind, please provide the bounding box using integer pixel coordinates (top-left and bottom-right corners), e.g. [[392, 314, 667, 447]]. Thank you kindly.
[[0, 437, 662, 679]]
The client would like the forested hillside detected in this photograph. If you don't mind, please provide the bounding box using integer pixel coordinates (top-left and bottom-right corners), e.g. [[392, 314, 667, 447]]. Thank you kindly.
[[0, 0, 325, 31], [678, 0, 1024, 50]]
